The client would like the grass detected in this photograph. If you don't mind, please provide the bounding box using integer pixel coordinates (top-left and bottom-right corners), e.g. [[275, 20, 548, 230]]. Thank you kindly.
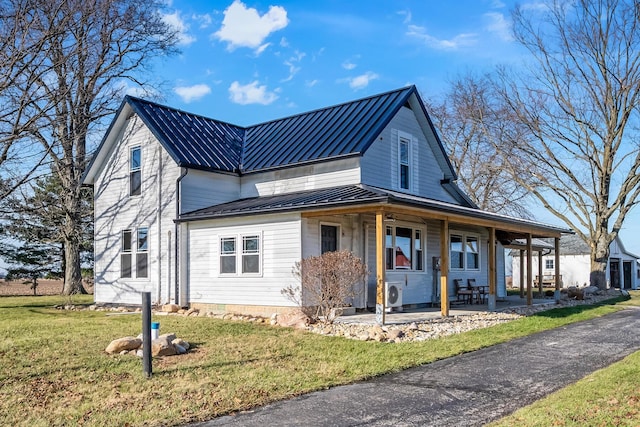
[[0, 292, 637, 426]]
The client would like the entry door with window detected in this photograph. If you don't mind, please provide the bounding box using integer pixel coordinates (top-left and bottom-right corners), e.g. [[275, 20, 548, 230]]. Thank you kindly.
[[610, 259, 620, 288], [321, 225, 338, 254]]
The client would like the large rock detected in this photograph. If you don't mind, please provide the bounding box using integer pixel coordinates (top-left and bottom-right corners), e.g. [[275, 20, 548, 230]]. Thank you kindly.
[[105, 337, 141, 354], [161, 304, 180, 313], [276, 311, 310, 329], [583, 286, 599, 296], [172, 338, 190, 351], [151, 336, 177, 357]]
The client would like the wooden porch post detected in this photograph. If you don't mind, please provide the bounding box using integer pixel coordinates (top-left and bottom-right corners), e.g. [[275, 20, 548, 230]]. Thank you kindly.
[[440, 219, 449, 316], [526, 234, 533, 306], [375, 210, 385, 325], [555, 237, 561, 303], [538, 250, 544, 297], [488, 227, 496, 311], [519, 249, 525, 299]]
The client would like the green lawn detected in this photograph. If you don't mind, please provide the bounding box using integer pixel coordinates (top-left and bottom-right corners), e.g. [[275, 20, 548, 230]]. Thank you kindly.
[[0, 292, 637, 426]]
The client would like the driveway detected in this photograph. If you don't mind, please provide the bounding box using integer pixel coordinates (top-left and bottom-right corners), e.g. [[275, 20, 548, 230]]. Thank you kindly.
[[192, 306, 640, 427]]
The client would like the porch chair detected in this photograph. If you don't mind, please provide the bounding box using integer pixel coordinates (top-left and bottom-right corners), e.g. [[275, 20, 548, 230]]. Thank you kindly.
[[454, 279, 474, 304], [467, 278, 487, 304]]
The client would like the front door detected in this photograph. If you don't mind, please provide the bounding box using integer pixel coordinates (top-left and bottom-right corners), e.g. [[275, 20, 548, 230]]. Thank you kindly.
[[321, 225, 338, 254]]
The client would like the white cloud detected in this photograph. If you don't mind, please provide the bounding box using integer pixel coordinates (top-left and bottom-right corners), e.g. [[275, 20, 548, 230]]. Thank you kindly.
[[280, 37, 289, 47], [282, 50, 306, 82], [407, 25, 477, 50], [484, 12, 513, 41], [163, 12, 196, 46], [228, 81, 278, 105], [305, 79, 319, 87], [214, 0, 289, 53], [397, 9, 412, 24], [342, 72, 379, 90], [174, 84, 212, 103], [520, 2, 549, 11], [193, 13, 212, 29], [490, 0, 506, 8], [342, 60, 356, 70]]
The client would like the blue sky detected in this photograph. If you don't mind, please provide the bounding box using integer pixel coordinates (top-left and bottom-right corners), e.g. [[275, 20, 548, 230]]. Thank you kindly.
[[151, 0, 527, 125]]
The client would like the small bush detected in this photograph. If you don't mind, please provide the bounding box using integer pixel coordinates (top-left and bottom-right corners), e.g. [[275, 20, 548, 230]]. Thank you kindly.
[[282, 250, 368, 324]]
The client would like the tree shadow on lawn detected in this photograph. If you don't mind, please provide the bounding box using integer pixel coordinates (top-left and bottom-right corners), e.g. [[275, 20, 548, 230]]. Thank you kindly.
[[531, 296, 629, 319]]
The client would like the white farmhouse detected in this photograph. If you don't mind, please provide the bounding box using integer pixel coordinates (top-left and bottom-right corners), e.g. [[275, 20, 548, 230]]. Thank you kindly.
[[83, 86, 569, 316]]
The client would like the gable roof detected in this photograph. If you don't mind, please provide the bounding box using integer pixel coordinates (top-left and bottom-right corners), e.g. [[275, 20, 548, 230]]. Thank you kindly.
[[83, 86, 456, 183]]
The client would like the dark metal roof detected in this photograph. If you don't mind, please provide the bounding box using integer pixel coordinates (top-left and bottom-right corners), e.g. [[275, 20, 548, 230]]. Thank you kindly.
[[126, 96, 244, 172], [178, 184, 572, 236], [122, 86, 417, 174], [242, 87, 414, 171]]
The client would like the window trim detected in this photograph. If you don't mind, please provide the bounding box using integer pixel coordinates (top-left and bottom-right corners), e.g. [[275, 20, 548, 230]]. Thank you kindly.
[[545, 258, 554, 270], [385, 222, 425, 272], [319, 222, 341, 255], [449, 231, 481, 271], [129, 146, 142, 197], [120, 226, 149, 280], [121, 229, 132, 278], [218, 232, 263, 277]]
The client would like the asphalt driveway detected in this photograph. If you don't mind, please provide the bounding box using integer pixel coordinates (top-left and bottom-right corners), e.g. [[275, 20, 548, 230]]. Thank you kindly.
[[193, 306, 640, 427]]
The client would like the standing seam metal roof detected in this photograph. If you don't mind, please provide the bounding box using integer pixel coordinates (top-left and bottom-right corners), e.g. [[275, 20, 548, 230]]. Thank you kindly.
[[124, 86, 420, 174]]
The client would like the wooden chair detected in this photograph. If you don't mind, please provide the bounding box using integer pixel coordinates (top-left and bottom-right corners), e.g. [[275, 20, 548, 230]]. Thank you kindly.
[[455, 279, 473, 304], [468, 278, 486, 304]]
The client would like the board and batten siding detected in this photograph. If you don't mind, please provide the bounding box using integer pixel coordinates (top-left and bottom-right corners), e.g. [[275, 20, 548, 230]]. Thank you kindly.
[[361, 106, 459, 204], [240, 157, 361, 198], [93, 115, 180, 305], [187, 213, 302, 307], [180, 169, 240, 214]]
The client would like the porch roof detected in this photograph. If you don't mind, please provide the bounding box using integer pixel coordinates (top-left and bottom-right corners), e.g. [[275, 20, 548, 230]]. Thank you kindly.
[[178, 184, 571, 238]]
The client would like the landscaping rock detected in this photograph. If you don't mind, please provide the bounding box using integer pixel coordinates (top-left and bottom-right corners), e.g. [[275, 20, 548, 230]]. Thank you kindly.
[[161, 304, 180, 313], [276, 311, 310, 329], [172, 338, 190, 351], [105, 337, 142, 354], [151, 336, 177, 357]]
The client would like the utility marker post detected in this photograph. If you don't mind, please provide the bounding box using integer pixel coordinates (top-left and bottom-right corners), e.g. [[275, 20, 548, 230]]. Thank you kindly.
[[142, 292, 152, 378]]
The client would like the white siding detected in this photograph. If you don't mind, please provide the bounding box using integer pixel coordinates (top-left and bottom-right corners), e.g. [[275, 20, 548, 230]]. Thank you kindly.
[[361, 106, 459, 204], [181, 170, 240, 213], [240, 158, 360, 198], [512, 254, 590, 288], [188, 213, 302, 306], [93, 115, 180, 305]]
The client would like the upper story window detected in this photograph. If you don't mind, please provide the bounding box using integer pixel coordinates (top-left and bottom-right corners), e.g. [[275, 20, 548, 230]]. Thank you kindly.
[[130, 146, 141, 196], [450, 232, 480, 271], [385, 225, 425, 271], [545, 258, 554, 270], [398, 136, 411, 190]]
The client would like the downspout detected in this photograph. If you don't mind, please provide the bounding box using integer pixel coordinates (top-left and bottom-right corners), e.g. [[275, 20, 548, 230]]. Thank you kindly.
[[174, 167, 188, 306], [156, 146, 163, 304]]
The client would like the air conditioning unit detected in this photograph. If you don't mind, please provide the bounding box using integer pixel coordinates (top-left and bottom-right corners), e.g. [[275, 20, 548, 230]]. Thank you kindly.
[[385, 282, 403, 312]]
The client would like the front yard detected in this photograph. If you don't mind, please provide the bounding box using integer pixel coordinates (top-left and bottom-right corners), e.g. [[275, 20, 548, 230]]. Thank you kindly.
[[0, 292, 637, 426]]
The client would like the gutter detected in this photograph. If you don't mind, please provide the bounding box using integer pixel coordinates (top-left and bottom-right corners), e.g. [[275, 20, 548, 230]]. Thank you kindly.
[[174, 167, 188, 306]]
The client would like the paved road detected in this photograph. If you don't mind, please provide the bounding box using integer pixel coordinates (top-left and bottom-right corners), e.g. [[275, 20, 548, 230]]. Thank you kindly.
[[193, 307, 640, 427]]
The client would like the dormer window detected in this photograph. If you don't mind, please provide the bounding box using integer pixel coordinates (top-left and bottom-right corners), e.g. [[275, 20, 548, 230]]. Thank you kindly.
[[130, 146, 141, 196]]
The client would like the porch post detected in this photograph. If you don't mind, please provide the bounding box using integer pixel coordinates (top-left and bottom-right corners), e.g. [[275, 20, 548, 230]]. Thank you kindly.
[[440, 219, 450, 317], [488, 227, 496, 311], [555, 237, 561, 302], [519, 249, 525, 299], [538, 250, 544, 297], [526, 234, 533, 306], [375, 210, 385, 325]]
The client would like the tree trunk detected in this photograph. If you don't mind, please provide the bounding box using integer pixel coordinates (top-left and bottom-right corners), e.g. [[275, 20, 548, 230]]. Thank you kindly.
[[590, 239, 610, 290], [62, 236, 86, 295]]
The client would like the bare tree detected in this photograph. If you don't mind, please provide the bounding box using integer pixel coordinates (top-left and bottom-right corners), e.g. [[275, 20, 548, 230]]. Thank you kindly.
[[427, 73, 532, 218], [0, 0, 178, 294], [494, 0, 640, 289]]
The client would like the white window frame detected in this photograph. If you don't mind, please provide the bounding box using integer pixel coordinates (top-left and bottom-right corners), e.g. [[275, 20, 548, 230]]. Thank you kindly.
[[545, 258, 554, 270], [120, 226, 149, 280], [397, 131, 413, 191], [129, 146, 142, 197], [219, 233, 263, 277], [449, 231, 481, 271], [385, 223, 425, 271], [319, 222, 341, 254]]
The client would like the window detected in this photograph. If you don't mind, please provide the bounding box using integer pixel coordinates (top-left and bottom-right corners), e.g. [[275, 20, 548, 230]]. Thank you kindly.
[[450, 233, 480, 270], [399, 136, 410, 190], [121, 230, 132, 278], [385, 224, 425, 271], [121, 227, 148, 278], [220, 234, 262, 275], [545, 258, 554, 270], [242, 235, 260, 273], [220, 237, 236, 274], [136, 227, 148, 278], [130, 146, 141, 196]]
